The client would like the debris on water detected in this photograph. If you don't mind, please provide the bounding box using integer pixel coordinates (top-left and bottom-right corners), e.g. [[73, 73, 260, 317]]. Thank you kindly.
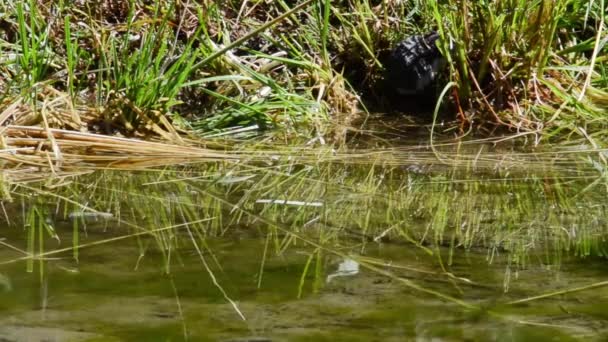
[[218, 174, 257, 184], [0, 273, 12, 292], [255, 199, 323, 207], [224, 337, 272, 342], [68, 211, 114, 221], [327, 258, 360, 283], [405, 164, 426, 174]]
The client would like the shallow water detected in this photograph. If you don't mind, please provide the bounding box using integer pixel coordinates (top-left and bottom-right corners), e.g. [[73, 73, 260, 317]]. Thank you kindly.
[[1, 133, 608, 341], [1, 224, 607, 341]]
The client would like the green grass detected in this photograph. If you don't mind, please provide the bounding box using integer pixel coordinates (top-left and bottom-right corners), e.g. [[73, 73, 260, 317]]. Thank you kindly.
[[2, 1, 608, 332], [0, 0, 605, 140], [428, 0, 607, 132]]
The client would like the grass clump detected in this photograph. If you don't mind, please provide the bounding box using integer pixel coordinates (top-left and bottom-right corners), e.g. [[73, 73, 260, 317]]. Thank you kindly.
[[0, 0, 605, 150], [1, 0, 342, 139], [427, 0, 607, 132]]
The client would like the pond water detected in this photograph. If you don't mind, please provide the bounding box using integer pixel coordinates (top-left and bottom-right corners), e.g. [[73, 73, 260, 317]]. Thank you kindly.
[[1, 225, 607, 341], [1, 129, 608, 341]]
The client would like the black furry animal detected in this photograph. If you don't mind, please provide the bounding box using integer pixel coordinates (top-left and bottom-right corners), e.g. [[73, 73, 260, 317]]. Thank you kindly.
[[384, 31, 445, 97]]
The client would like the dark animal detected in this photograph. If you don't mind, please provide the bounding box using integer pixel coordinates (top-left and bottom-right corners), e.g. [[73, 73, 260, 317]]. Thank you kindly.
[[384, 31, 446, 100]]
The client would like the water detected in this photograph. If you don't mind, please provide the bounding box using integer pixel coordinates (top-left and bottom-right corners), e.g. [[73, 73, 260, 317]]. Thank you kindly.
[[1, 225, 607, 341], [1, 133, 608, 341]]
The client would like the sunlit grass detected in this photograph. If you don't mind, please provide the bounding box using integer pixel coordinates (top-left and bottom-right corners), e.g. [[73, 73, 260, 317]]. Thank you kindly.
[[0, 0, 605, 141], [1, 1, 607, 330]]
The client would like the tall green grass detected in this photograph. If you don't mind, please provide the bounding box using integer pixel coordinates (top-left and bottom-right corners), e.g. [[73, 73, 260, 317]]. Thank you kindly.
[[101, 3, 199, 132], [0, 0, 606, 139], [427, 0, 607, 133], [14, 0, 53, 99]]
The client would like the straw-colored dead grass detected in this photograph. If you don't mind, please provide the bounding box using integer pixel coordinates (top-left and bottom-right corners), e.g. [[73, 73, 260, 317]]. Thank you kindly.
[[1, 125, 243, 169]]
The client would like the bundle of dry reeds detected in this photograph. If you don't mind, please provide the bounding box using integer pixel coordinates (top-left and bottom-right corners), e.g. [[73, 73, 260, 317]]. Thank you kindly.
[[0, 125, 246, 169]]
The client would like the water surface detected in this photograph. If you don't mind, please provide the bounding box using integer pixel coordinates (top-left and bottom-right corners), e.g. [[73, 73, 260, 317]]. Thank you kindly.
[[1, 132, 607, 341]]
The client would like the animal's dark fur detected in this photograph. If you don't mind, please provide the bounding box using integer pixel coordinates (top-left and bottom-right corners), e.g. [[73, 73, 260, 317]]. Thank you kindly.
[[385, 31, 444, 95], [381, 31, 447, 115]]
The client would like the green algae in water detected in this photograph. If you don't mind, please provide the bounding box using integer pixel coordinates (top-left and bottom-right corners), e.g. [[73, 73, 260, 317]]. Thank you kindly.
[[1, 231, 607, 341]]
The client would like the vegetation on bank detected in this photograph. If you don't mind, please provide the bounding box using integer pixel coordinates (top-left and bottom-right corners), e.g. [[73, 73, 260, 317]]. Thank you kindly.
[[0, 0, 605, 143]]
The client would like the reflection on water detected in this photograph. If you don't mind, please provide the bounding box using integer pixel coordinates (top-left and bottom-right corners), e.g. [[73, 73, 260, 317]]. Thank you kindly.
[[1, 222, 607, 341], [1, 131, 608, 341]]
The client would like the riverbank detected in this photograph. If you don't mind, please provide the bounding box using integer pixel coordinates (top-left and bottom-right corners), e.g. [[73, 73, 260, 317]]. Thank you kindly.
[[0, 0, 606, 146]]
